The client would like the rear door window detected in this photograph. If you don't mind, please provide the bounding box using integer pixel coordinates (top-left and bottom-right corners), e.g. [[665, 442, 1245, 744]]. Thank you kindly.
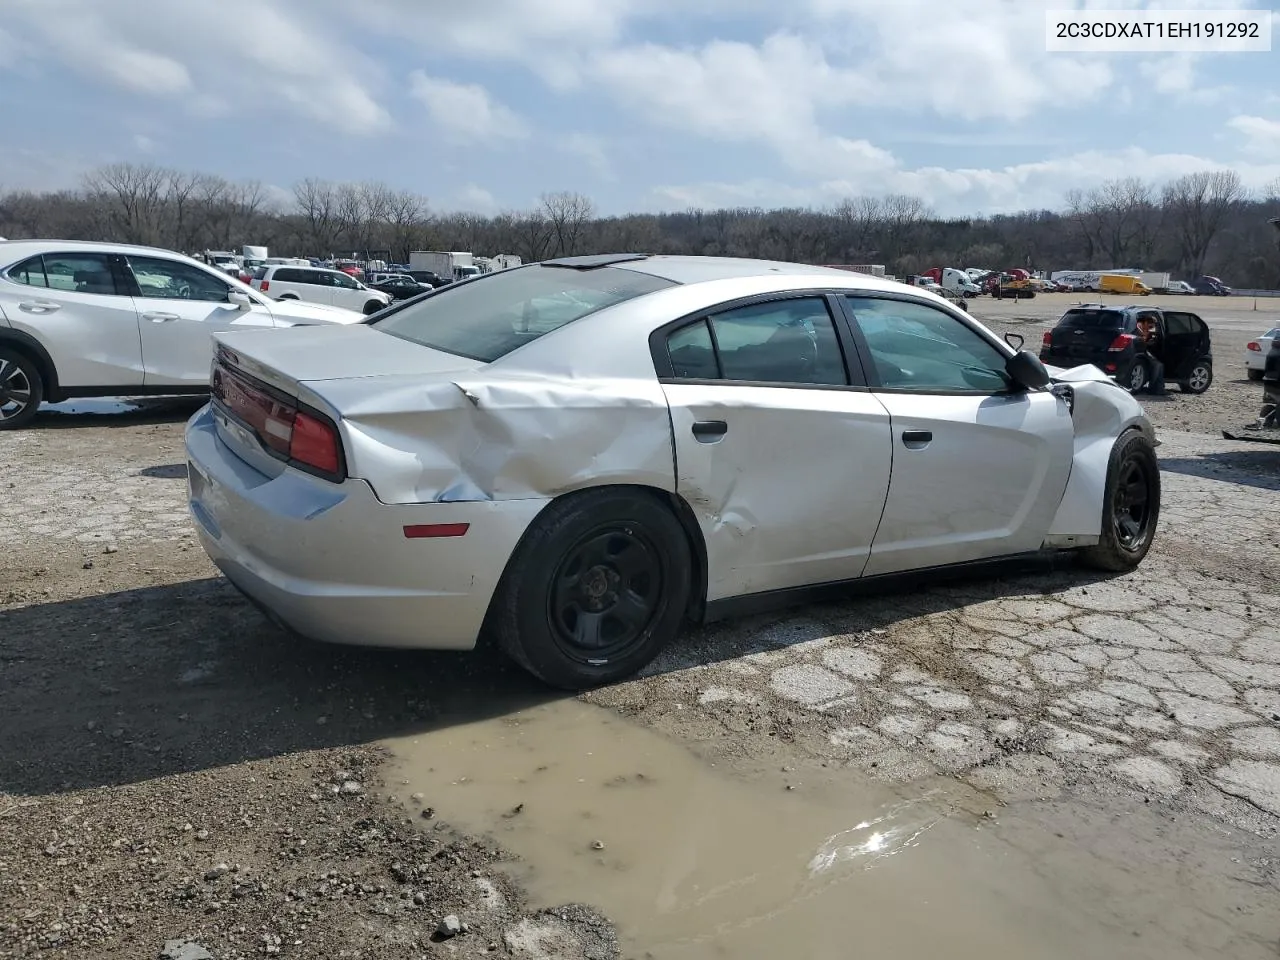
[[6, 253, 122, 295], [371, 264, 675, 362]]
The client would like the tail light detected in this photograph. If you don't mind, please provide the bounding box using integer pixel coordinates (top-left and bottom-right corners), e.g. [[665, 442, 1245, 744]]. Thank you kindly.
[[211, 360, 346, 482], [259, 280, 270, 292], [1041, 331, 1053, 345], [1248, 341, 1261, 352], [1107, 333, 1136, 351]]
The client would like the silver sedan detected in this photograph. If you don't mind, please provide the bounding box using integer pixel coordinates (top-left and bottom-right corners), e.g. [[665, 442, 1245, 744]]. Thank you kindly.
[[185, 255, 1160, 689]]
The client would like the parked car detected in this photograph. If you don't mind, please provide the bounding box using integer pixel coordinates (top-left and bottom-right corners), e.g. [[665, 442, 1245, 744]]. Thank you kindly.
[[1040, 303, 1213, 394], [185, 254, 1160, 689], [1193, 276, 1231, 296], [1246, 327, 1279, 380], [250, 265, 391, 315], [369, 277, 432, 302], [1166, 280, 1196, 295], [407, 270, 451, 288], [0, 240, 364, 429]]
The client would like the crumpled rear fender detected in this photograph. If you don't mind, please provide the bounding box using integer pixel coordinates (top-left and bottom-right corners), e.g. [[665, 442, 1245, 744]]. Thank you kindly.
[[303, 372, 677, 505]]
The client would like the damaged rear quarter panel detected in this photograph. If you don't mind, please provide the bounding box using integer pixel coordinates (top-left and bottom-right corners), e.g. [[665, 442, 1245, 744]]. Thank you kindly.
[[306, 372, 677, 505]]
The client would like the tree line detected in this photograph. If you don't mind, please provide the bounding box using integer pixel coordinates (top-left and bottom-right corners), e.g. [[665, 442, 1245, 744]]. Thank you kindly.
[[2, 163, 1279, 287]]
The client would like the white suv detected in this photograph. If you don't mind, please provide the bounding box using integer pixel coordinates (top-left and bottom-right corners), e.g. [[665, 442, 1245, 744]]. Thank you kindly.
[[251, 265, 391, 315], [0, 240, 365, 430]]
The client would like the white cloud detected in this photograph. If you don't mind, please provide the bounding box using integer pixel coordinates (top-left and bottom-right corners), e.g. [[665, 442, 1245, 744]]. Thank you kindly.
[[408, 72, 528, 143], [560, 134, 614, 180], [1227, 115, 1280, 157], [450, 184, 499, 213], [655, 145, 1280, 216], [0, 0, 389, 135], [132, 134, 157, 154]]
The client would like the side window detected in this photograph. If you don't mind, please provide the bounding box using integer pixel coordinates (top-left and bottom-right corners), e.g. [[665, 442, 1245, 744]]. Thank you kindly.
[[710, 298, 848, 385], [128, 256, 230, 302], [1163, 313, 1192, 335], [274, 269, 302, 283], [10, 253, 120, 295], [332, 272, 360, 289], [846, 296, 1012, 394], [666, 320, 718, 379], [6, 255, 49, 287]]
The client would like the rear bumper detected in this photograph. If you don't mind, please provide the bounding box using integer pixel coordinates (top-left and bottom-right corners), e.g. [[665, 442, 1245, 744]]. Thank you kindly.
[[184, 404, 549, 650]]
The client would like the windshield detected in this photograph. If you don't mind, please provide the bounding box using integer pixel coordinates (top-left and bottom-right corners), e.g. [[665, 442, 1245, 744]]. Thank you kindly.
[[369, 265, 675, 362], [1057, 309, 1125, 330]]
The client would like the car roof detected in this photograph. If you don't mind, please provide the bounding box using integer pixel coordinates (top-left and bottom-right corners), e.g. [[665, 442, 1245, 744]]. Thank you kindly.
[[600, 254, 904, 291], [0, 238, 212, 267]]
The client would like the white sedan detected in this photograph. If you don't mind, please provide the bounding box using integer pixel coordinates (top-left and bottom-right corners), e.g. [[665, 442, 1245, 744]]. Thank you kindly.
[[1246, 327, 1278, 380], [185, 255, 1160, 689], [0, 240, 364, 429]]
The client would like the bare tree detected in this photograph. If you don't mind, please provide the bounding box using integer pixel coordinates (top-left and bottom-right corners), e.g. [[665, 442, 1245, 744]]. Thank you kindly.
[[294, 178, 340, 254], [385, 189, 427, 262], [510, 210, 553, 263], [83, 162, 168, 244], [164, 169, 202, 252], [1161, 170, 1245, 277], [832, 196, 885, 260], [540, 191, 595, 257]]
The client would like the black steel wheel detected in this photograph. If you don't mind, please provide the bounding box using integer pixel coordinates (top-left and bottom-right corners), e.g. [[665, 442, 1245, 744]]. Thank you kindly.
[[1078, 430, 1160, 571], [0, 347, 42, 431], [488, 488, 693, 689]]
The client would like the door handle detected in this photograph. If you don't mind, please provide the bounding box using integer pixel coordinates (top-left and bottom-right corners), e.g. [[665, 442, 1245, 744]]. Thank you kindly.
[[692, 420, 727, 443], [18, 300, 60, 313], [901, 429, 932, 448], [143, 312, 180, 322]]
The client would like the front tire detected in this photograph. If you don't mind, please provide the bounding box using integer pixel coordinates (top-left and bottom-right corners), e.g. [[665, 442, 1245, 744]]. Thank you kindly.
[[1077, 431, 1160, 572], [1179, 360, 1212, 394], [363, 300, 384, 315], [0, 347, 43, 430], [488, 488, 693, 690]]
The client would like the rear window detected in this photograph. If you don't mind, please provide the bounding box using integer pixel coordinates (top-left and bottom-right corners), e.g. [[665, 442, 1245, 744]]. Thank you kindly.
[[1056, 309, 1126, 330], [369, 265, 675, 362]]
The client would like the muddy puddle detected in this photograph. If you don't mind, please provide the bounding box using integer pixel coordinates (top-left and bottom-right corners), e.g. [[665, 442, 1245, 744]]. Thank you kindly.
[[390, 699, 1275, 959]]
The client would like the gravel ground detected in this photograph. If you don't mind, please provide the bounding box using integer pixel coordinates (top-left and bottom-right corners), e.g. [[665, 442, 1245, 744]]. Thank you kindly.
[[0, 406, 617, 960]]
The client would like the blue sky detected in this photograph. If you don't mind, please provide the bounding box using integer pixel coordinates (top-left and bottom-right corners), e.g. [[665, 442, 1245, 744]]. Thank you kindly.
[[1, 0, 1278, 217]]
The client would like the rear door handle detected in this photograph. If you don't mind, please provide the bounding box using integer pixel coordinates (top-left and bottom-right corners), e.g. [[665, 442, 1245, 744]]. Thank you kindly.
[[143, 312, 180, 322], [902, 429, 932, 448], [692, 420, 727, 443], [18, 300, 60, 313]]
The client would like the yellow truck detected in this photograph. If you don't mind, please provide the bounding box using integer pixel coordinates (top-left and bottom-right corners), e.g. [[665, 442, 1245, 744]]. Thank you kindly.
[[1100, 273, 1153, 295]]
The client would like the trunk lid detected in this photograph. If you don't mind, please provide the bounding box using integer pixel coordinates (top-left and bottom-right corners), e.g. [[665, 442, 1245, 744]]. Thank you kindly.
[[208, 325, 484, 479]]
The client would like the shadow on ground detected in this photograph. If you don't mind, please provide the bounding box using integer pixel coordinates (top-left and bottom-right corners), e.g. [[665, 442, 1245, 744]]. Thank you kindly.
[[1160, 449, 1280, 492], [33, 396, 207, 429], [0, 553, 1118, 797]]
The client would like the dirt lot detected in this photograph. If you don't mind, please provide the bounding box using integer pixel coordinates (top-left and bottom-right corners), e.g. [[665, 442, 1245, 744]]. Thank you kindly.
[[2, 294, 1280, 958]]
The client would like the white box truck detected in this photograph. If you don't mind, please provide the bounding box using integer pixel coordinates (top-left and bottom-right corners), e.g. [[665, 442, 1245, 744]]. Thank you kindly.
[[410, 251, 480, 280]]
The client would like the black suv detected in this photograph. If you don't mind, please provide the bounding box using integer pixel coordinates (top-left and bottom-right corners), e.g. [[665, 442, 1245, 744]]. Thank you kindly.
[[1040, 304, 1214, 394]]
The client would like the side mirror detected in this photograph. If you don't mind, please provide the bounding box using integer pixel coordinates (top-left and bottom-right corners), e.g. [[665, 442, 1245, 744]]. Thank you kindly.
[[227, 290, 253, 310], [1005, 349, 1051, 390], [1004, 332, 1025, 350]]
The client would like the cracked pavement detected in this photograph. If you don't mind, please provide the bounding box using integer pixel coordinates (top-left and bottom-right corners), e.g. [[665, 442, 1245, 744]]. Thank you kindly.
[[2, 407, 1279, 843]]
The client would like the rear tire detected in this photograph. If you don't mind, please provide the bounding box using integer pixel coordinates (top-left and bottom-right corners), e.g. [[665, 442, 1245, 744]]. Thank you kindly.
[[1077, 430, 1160, 572], [363, 300, 384, 315], [1247, 369, 1263, 381], [1179, 360, 1212, 394], [0, 346, 43, 431], [1123, 360, 1147, 393], [488, 488, 692, 690]]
